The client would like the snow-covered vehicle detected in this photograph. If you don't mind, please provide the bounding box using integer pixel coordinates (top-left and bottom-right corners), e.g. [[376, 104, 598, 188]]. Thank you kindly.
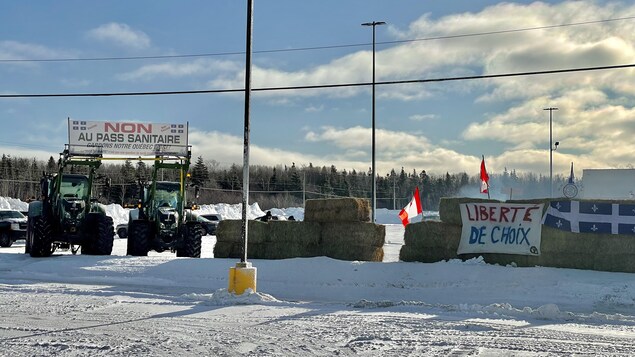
[[0, 209, 27, 247], [196, 213, 222, 235]]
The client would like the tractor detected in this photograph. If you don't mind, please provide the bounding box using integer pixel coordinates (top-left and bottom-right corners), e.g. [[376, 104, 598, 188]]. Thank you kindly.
[[126, 150, 202, 258], [26, 148, 115, 257]]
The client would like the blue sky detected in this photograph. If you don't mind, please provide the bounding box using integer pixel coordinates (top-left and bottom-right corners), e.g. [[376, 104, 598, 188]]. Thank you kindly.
[[2, 0, 634, 179]]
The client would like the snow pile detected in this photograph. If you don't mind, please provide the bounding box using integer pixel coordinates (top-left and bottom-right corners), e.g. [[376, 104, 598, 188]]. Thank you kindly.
[[0, 197, 28, 211], [5, 196, 437, 226], [101, 203, 130, 227], [196, 202, 305, 221]]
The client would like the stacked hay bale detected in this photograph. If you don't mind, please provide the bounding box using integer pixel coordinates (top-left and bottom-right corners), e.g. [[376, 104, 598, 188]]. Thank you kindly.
[[305, 198, 384, 261], [399, 220, 461, 263], [214, 197, 385, 261], [214, 220, 269, 259], [400, 197, 635, 273], [399, 197, 492, 263], [214, 219, 321, 259]]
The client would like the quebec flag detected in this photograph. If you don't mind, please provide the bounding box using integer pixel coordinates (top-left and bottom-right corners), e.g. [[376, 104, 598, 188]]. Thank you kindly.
[[542, 200, 635, 235]]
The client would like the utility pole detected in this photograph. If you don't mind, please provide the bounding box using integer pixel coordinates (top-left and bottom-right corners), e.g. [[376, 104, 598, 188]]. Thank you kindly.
[[361, 20, 385, 222]]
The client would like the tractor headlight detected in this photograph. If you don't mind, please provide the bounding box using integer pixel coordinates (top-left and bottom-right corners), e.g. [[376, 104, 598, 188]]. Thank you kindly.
[[11, 223, 19, 230], [159, 222, 165, 229]]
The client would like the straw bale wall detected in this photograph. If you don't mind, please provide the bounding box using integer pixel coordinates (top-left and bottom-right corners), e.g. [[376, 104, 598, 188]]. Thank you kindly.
[[401, 197, 635, 273], [215, 198, 384, 261]]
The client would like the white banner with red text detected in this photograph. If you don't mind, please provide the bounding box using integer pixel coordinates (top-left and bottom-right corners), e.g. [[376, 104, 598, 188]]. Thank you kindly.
[[68, 119, 188, 157]]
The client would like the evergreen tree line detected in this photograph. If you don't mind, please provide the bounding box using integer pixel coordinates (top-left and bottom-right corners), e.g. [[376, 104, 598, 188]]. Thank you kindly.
[[0, 154, 560, 210]]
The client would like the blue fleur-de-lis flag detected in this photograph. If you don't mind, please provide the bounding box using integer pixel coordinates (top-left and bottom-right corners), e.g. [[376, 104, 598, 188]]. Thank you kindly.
[[542, 200, 635, 234]]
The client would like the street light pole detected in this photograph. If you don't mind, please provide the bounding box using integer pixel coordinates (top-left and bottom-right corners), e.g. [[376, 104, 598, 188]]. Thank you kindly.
[[544, 107, 558, 198], [362, 20, 385, 223]]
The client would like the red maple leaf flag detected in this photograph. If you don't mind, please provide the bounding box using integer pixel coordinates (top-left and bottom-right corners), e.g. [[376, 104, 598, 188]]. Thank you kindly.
[[398, 187, 423, 227], [480, 155, 489, 194]]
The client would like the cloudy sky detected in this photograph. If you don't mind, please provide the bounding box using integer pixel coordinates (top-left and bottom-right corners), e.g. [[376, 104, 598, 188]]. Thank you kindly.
[[2, 0, 635, 178]]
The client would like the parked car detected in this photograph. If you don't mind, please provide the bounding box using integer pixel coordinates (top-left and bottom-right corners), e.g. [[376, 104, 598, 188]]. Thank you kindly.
[[116, 209, 138, 238], [116, 223, 128, 238], [197, 213, 223, 236], [0, 209, 27, 247]]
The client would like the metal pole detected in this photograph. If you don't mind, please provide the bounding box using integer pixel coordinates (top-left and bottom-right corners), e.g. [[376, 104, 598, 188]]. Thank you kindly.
[[544, 107, 558, 198], [392, 174, 396, 210], [241, 0, 254, 263], [362, 21, 385, 223]]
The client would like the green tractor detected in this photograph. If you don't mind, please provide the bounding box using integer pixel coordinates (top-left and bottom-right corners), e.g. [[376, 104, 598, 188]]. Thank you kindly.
[[126, 152, 203, 258], [26, 149, 115, 257]]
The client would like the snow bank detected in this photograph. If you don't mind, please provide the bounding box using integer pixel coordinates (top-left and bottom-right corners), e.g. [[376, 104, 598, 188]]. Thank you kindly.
[[0, 197, 28, 211], [5, 197, 438, 227]]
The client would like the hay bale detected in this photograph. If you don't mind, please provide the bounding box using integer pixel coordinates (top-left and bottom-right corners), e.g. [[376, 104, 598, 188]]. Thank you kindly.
[[216, 220, 269, 244], [213, 241, 240, 258], [439, 197, 500, 225], [260, 242, 321, 259], [268, 220, 321, 245], [213, 240, 271, 259], [403, 221, 462, 252], [399, 245, 457, 263], [304, 198, 370, 223], [321, 222, 385, 247], [322, 244, 384, 262], [403, 221, 443, 248], [216, 220, 242, 243], [398, 245, 421, 262]]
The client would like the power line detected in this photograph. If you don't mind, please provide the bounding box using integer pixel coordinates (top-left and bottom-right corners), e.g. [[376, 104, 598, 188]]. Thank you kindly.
[[1, 15, 634, 63], [1, 62, 634, 98]]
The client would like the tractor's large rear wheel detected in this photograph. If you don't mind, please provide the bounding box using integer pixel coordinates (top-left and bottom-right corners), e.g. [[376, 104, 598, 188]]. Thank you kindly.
[[29, 216, 53, 257], [83, 214, 115, 255], [176, 222, 202, 258], [127, 220, 150, 256]]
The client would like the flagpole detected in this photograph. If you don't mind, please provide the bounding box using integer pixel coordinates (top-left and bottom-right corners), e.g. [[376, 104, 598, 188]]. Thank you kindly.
[[483, 155, 490, 199]]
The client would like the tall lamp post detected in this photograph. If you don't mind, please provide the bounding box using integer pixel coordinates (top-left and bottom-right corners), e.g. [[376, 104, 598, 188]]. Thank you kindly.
[[544, 107, 558, 198], [362, 20, 385, 223]]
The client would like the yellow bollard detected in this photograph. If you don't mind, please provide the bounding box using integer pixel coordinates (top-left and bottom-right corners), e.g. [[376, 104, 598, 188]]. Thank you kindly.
[[228, 261, 257, 295]]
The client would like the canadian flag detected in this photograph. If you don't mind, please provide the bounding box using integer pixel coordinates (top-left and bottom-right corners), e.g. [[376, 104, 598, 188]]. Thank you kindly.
[[480, 156, 489, 194], [398, 187, 423, 227]]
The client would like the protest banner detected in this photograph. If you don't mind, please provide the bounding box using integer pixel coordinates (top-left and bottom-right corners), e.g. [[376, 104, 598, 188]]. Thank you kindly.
[[68, 119, 188, 156], [458, 202, 543, 255]]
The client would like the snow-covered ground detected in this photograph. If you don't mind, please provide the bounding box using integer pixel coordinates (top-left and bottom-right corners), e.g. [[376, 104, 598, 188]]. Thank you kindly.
[[1, 198, 635, 355]]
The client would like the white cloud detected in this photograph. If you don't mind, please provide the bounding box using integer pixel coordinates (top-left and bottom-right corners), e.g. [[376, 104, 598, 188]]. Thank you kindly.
[[87, 23, 150, 49], [305, 104, 324, 113], [118, 59, 240, 81], [304, 126, 431, 151], [409, 114, 437, 121], [0, 41, 77, 68]]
